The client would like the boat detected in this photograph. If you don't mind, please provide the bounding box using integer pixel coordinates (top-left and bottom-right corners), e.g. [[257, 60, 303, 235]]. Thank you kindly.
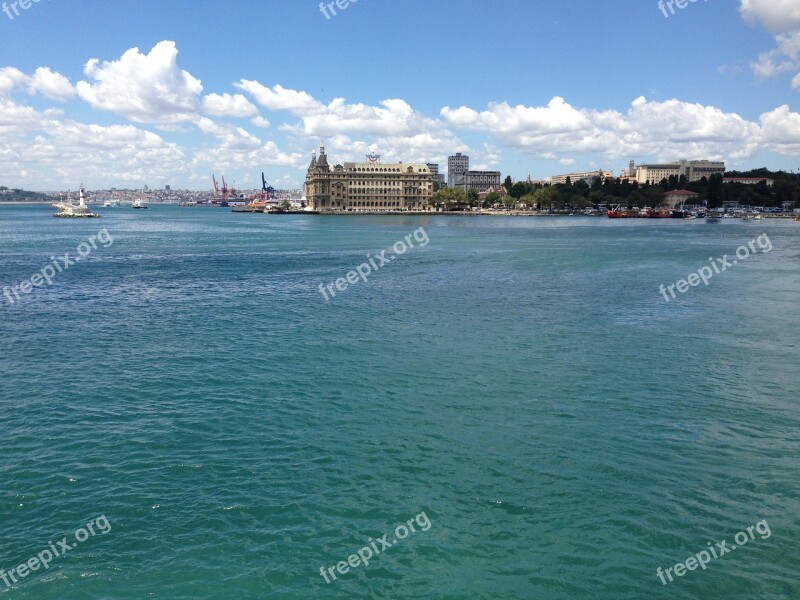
[[103, 199, 120, 207], [608, 205, 637, 218], [132, 198, 148, 209], [231, 197, 270, 213], [179, 201, 194, 207], [52, 185, 101, 218]]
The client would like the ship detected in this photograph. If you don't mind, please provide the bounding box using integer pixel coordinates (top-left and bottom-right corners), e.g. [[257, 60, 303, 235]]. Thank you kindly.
[[132, 198, 148, 209]]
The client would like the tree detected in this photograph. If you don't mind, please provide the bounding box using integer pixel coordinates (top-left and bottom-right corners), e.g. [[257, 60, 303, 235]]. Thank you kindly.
[[503, 176, 513, 194], [431, 187, 467, 208], [484, 192, 501, 207], [466, 188, 480, 206]]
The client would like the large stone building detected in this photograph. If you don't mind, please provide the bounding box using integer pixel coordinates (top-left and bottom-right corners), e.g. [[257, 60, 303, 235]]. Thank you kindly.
[[636, 160, 725, 185], [304, 146, 435, 212], [451, 170, 502, 192]]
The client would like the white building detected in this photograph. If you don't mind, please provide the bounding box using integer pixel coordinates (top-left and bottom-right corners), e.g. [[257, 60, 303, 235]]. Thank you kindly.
[[636, 160, 725, 185]]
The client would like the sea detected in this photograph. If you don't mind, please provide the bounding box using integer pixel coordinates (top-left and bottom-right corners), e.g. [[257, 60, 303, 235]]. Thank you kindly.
[[1, 205, 798, 599]]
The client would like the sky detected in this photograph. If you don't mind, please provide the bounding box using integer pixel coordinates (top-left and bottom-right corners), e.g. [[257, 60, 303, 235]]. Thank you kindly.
[[0, 0, 799, 191]]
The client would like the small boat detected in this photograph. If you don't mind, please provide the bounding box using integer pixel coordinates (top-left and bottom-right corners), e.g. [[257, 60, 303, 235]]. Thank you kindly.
[[103, 199, 120, 207], [132, 198, 148, 209], [179, 201, 194, 207]]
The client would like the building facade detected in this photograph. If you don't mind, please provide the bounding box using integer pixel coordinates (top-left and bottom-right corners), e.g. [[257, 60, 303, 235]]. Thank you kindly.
[[305, 146, 435, 212], [550, 170, 614, 185], [722, 177, 774, 187], [636, 160, 725, 184], [452, 170, 502, 192], [447, 153, 469, 187]]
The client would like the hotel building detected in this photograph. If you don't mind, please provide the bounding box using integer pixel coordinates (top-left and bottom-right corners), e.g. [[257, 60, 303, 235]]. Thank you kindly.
[[550, 170, 614, 185], [304, 146, 435, 212], [636, 160, 725, 185]]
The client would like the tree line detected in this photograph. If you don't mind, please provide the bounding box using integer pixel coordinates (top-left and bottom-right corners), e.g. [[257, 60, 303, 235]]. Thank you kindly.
[[431, 168, 799, 211]]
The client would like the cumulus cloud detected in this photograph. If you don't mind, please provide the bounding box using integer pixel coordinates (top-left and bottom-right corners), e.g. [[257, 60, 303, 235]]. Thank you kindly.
[[76, 41, 202, 124], [741, 0, 800, 34], [235, 81, 324, 116], [0, 97, 185, 188], [27, 67, 76, 102], [0, 67, 28, 96], [201, 92, 258, 118], [440, 95, 800, 162]]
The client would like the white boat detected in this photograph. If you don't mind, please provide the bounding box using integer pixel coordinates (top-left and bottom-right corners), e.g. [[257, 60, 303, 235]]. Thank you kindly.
[[103, 199, 120, 207], [52, 185, 100, 218], [132, 198, 148, 209]]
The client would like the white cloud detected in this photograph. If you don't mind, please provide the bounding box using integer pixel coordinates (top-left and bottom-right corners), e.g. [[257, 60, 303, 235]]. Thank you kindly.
[[740, 0, 800, 34], [0, 67, 27, 96], [76, 41, 202, 124], [201, 93, 258, 118], [195, 116, 262, 149], [440, 95, 800, 162], [251, 115, 270, 128], [0, 97, 185, 188], [27, 67, 76, 102], [235, 80, 324, 116]]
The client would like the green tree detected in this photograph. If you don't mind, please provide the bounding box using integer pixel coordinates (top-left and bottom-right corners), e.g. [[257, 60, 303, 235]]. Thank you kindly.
[[503, 176, 513, 194], [466, 188, 480, 206]]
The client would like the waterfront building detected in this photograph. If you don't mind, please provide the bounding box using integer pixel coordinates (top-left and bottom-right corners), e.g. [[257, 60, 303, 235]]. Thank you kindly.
[[451, 170, 502, 192], [636, 160, 725, 185], [550, 170, 614, 185], [447, 153, 469, 187], [304, 146, 435, 212]]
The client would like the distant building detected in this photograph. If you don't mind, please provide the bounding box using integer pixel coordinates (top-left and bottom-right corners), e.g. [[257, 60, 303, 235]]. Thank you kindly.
[[165, 185, 171, 191], [304, 146, 434, 212], [478, 185, 509, 201], [664, 189, 700, 208], [550, 170, 613, 185], [452, 170, 502, 192], [636, 160, 725, 184], [722, 177, 774, 187], [447, 153, 469, 187], [426, 163, 446, 188]]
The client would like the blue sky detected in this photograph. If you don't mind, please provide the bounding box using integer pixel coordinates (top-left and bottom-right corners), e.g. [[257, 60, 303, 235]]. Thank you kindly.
[[0, 0, 798, 190]]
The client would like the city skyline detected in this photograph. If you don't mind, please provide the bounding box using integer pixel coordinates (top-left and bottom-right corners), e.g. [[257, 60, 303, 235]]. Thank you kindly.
[[1, 0, 799, 190]]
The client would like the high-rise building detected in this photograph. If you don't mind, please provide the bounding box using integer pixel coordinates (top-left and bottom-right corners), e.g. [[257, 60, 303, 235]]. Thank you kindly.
[[447, 153, 469, 187], [305, 146, 435, 212]]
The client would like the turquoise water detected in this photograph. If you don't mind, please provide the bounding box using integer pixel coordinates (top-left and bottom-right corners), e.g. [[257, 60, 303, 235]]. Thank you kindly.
[[1, 205, 798, 599]]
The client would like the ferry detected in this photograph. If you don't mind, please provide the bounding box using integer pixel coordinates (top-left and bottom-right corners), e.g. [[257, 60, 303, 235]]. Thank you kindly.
[[132, 198, 148, 209], [103, 199, 121, 207]]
